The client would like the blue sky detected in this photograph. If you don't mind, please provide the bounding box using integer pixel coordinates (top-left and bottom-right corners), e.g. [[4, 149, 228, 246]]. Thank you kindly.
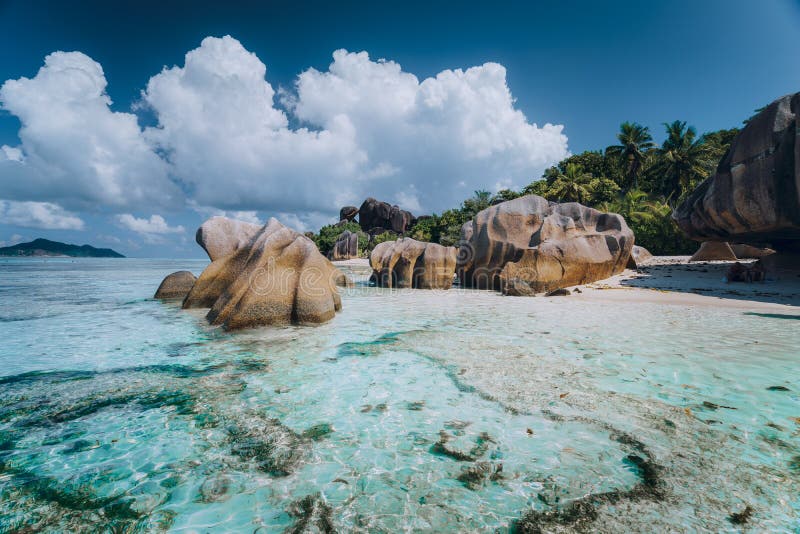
[[1, 0, 799, 257]]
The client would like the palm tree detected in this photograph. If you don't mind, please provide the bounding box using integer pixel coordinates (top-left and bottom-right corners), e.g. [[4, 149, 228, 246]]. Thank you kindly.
[[548, 163, 593, 203], [651, 121, 713, 200], [600, 189, 661, 224], [461, 190, 493, 217], [606, 122, 655, 190]]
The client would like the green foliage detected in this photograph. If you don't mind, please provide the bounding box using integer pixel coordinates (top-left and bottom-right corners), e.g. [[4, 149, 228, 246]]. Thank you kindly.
[[371, 231, 395, 247], [648, 120, 714, 199], [521, 179, 552, 197], [405, 190, 497, 247], [491, 189, 522, 204], [313, 120, 739, 257], [310, 221, 366, 256], [605, 121, 655, 190], [600, 190, 695, 254]]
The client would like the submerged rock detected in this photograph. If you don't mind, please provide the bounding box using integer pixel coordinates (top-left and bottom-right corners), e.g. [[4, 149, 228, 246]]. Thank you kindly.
[[674, 92, 800, 249], [370, 238, 457, 289], [227, 416, 309, 476], [457, 195, 634, 294], [728, 505, 754, 525], [457, 461, 503, 490], [154, 271, 197, 299], [689, 241, 737, 262], [199, 474, 232, 503], [285, 493, 336, 534], [184, 217, 345, 329]]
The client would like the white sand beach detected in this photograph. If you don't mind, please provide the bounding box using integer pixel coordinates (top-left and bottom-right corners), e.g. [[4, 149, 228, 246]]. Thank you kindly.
[[335, 257, 800, 313]]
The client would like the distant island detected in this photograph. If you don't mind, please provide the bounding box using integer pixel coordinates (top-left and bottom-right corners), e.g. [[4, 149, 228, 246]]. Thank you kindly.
[[0, 238, 125, 258]]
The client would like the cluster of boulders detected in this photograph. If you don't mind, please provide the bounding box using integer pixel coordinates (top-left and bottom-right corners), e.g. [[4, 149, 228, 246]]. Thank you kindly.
[[155, 217, 348, 329], [370, 238, 457, 289], [326, 197, 419, 261], [365, 195, 635, 294], [330, 230, 359, 261], [674, 92, 800, 251], [357, 197, 415, 234], [456, 195, 634, 295]]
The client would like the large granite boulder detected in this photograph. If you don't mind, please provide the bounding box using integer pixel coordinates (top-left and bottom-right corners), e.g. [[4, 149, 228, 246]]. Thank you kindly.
[[730, 243, 776, 259], [674, 92, 800, 249], [183, 218, 346, 329], [370, 238, 457, 289], [457, 195, 634, 294], [359, 198, 415, 234], [154, 271, 197, 299], [339, 206, 358, 222], [626, 245, 653, 269], [689, 241, 737, 262], [331, 230, 359, 261], [196, 216, 261, 261]]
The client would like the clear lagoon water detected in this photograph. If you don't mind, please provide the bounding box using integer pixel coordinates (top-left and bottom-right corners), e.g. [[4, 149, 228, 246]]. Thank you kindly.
[[0, 258, 798, 532]]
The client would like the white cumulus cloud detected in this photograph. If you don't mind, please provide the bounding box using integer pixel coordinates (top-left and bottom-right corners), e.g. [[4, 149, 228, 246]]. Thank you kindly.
[[116, 214, 185, 234], [0, 200, 85, 230], [142, 37, 568, 216], [0, 36, 569, 237], [142, 36, 365, 214], [0, 51, 177, 210]]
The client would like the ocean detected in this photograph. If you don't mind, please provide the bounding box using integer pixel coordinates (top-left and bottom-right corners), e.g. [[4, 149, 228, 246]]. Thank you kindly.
[[0, 258, 798, 531]]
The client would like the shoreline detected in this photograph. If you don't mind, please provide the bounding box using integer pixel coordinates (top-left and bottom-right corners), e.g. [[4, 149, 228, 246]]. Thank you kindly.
[[333, 256, 800, 313]]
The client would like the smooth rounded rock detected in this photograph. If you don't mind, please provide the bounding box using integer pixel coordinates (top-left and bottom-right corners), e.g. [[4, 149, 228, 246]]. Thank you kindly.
[[689, 241, 737, 262], [339, 206, 358, 222], [370, 238, 457, 289], [331, 230, 359, 261], [457, 195, 634, 294], [359, 198, 414, 234], [154, 271, 197, 299], [674, 92, 800, 249], [196, 216, 261, 261], [184, 217, 345, 329]]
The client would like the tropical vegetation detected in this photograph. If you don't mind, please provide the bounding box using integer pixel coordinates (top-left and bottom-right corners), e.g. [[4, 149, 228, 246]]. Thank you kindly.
[[403, 120, 739, 255], [309, 120, 740, 256]]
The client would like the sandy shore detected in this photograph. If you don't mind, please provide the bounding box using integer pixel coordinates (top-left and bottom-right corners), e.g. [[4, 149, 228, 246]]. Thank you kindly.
[[335, 256, 800, 313], [577, 256, 800, 312]]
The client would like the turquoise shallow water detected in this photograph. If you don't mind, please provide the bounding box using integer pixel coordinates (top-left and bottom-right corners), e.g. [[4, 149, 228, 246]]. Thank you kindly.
[[0, 258, 798, 532]]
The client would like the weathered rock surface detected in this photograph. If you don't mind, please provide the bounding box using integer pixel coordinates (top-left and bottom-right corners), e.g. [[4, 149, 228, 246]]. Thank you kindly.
[[183, 218, 345, 329], [730, 243, 776, 259], [331, 230, 359, 261], [689, 241, 737, 262], [339, 206, 359, 222], [370, 238, 457, 289], [154, 271, 197, 299], [674, 92, 800, 248], [196, 216, 261, 261], [359, 198, 415, 234], [457, 195, 634, 294], [627, 245, 653, 269]]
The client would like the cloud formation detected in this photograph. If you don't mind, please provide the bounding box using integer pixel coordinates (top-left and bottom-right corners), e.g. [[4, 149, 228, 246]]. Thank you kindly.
[[116, 214, 185, 235], [1, 36, 568, 241], [142, 38, 568, 215], [0, 200, 85, 230], [0, 52, 176, 210]]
